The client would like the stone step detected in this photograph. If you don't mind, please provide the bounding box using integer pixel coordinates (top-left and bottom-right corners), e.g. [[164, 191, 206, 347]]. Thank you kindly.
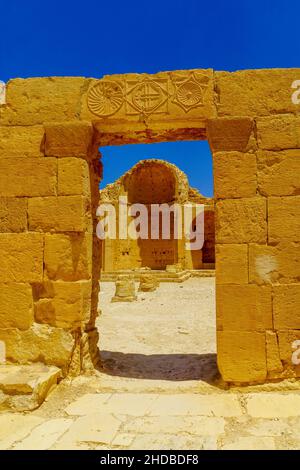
[[0, 363, 62, 412], [100, 269, 215, 283]]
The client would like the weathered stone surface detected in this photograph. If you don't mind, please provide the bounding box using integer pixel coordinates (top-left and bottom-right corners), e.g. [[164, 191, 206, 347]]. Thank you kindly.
[[0, 125, 44, 157], [249, 242, 300, 285], [58, 157, 90, 196], [213, 151, 257, 198], [45, 121, 93, 158], [65, 393, 112, 415], [44, 233, 92, 281], [112, 275, 137, 302], [138, 273, 159, 292], [0, 157, 56, 197], [246, 393, 300, 418], [0, 413, 44, 450], [265, 331, 283, 374], [273, 285, 300, 329], [81, 69, 216, 124], [0, 77, 87, 125], [207, 117, 254, 152], [216, 244, 248, 284], [148, 394, 242, 417], [0, 283, 33, 330], [257, 115, 300, 150], [51, 412, 121, 448], [216, 198, 267, 244], [216, 68, 300, 117], [0, 323, 75, 372], [34, 280, 91, 328], [0, 233, 43, 282], [0, 363, 61, 411], [122, 415, 225, 435], [268, 196, 300, 243], [216, 285, 272, 331], [217, 330, 267, 383], [28, 196, 90, 232], [13, 418, 73, 450], [257, 150, 300, 196], [0, 198, 27, 232], [221, 436, 276, 450]]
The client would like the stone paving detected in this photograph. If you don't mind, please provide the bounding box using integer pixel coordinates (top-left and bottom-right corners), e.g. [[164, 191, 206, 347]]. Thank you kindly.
[[1, 278, 300, 450], [2, 387, 300, 450]]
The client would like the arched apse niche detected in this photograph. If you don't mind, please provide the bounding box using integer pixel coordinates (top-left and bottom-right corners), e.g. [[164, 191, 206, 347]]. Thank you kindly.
[[124, 160, 187, 269]]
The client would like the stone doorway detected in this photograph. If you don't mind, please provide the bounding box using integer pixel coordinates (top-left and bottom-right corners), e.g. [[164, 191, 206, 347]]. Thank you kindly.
[[0, 68, 298, 403]]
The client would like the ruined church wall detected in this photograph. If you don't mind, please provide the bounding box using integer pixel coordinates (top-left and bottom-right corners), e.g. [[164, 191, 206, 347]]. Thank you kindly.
[[0, 69, 299, 383]]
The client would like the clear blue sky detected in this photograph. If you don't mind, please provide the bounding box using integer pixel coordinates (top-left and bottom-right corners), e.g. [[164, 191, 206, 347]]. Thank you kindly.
[[1, 0, 299, 196]]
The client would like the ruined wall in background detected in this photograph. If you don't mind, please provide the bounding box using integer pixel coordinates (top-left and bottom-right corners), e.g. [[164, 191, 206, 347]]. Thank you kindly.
[[99, 159, 214, 272]]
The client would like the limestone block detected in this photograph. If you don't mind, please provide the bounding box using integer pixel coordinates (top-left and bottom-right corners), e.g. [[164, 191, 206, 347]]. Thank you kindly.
[[138, 273, 159, 292], [257, 115, 300, 150], [58, 157, 90, 196], [34, 280, 91, 328], [0, 125, 44, 158], [268, 196, 300, 243], [0, 323, 75, 372], [0, 157, 56, 197], [166, 263, 182, 273], [44, 233, 92, 281], [216, 285, 272, 331], [217, 330, 267, 383], [0, 77, 87, 125], [0, 283, 33, 330], [216, 197, 267, 244], [45, 121, 93, 158], [213, 152, 257, 199], [81, 69, 216, 123], [216, 68, 300, 116], [266, 331, 283, 374], [28, 196, 90, 232], [0, 363, 61, 412], [249, 242, 300, 285], [215, 244, 248, 284], [207, 117, 253, 152], [0, 233, 43, 282], [0, 198, 27, 232], [257, 150, 300, 196], [112, 275, 137, 302], [273, 285, 300, 329]]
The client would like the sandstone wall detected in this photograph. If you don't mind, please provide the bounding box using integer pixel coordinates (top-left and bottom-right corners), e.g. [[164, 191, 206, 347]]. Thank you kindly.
[[0, 68, 299, 383]]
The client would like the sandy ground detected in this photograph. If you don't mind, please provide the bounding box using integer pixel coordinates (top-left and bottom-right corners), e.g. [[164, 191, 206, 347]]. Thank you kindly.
[[97, 278, 218, 389], [2, 278, 300, 450]]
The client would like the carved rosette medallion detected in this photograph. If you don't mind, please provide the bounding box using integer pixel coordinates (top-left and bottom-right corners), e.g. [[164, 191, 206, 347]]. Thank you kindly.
[[171, 72, 209, 113], [87, 80, 123, 117]]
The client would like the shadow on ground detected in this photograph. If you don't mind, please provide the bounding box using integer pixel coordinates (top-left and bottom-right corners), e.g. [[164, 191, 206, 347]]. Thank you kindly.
[[98, 351, 219, 383]]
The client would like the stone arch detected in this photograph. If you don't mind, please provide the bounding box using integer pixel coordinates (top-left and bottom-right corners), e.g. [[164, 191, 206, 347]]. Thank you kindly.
[[123, 159, 189, 204]]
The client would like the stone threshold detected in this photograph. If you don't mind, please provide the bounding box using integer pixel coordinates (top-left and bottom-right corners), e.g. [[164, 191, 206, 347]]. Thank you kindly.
[[100, 268, 215, 283]]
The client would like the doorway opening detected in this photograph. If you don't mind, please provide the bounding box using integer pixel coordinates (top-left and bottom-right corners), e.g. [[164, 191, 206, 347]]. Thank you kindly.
[[96, 140, 217, 389]]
